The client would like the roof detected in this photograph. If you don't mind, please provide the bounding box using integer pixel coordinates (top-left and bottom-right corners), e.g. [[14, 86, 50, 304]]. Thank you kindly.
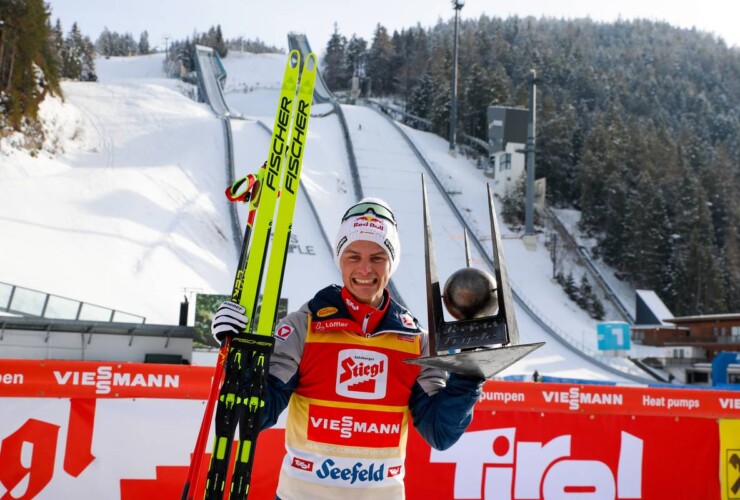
[[668, 313, 740, 325], [635, 289, 674, 325], [0, 317, 193, 339]]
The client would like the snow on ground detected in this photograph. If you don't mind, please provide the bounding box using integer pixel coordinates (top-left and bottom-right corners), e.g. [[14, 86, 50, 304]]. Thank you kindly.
[[0, 51, 646, 383], [1, 53, 236, 323]]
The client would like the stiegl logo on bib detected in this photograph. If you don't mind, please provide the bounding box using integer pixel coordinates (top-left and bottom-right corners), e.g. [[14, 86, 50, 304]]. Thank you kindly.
[[336, 349, 388, 400]]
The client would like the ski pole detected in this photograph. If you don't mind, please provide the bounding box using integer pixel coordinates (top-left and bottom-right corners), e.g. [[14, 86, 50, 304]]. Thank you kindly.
[[183, 168, 263, 500]]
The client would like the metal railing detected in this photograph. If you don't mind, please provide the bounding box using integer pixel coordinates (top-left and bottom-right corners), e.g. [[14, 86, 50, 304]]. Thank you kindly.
[[546, 207, 635, 323], [0, 281, 145, 323]]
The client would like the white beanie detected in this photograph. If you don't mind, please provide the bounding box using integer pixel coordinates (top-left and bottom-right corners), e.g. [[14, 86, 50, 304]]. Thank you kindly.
[[334, 197, 401, 276]]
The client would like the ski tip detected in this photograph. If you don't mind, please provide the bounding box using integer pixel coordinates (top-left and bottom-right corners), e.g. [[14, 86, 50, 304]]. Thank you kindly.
[[305, 53, 318, 71], [288, 50, 300, 69]]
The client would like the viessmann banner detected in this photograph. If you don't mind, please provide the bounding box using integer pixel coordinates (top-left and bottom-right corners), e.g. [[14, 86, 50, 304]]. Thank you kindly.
[[0, 359, 739, 499]]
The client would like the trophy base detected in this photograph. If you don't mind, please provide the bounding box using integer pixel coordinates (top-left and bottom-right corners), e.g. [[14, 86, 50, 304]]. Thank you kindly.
[[404, 342, 545, 379]]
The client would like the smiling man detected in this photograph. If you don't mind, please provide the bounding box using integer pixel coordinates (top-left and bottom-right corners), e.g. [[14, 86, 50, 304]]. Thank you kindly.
[[212, 197, 485, 499], [334, 199, 399, 308]]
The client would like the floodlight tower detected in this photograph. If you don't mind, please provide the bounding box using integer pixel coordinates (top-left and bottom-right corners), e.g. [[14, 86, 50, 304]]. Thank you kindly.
[[524, 69, 539, 236], [449, 0, 465, 152]]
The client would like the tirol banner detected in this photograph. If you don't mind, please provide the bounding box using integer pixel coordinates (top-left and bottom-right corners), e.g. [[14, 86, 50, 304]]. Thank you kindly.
[[0, 360, 739, 499]]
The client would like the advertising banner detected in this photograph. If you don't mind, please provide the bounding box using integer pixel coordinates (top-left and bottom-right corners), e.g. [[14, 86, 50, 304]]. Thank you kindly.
[[720, 419, 740, 500], [407, 411, 719, 499], [597, 321, 631, 350], [0, 359, 211, 399], [1, 359, 739, 499]]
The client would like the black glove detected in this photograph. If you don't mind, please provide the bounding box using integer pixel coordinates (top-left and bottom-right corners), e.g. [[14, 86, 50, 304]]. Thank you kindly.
[[211, 301, 248, 343]]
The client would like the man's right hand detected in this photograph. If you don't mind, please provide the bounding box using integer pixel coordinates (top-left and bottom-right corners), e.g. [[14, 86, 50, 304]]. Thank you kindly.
[[211, 301, 248, 343]]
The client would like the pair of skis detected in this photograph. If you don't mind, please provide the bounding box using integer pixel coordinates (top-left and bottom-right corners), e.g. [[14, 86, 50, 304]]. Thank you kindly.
[[182, 49, 317, 500]]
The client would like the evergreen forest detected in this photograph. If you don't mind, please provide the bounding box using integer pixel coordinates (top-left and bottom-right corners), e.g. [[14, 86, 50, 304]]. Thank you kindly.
[[321, 16, 740, 316]]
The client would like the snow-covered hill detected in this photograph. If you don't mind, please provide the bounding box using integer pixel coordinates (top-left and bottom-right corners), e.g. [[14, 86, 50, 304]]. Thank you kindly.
[[0, 51, 646, 383]]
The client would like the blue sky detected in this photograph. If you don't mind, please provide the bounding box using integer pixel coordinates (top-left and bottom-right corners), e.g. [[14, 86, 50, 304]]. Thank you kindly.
[[47, 0, 739, 52]]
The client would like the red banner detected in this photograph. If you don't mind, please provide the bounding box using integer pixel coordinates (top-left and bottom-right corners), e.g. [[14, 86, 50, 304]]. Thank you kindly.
[[0, 359, 212, 399], [2, 360, 739, 419], [1, 359, 739, 499], [477, 380, 740, 419], [405, 411, 720, 499]]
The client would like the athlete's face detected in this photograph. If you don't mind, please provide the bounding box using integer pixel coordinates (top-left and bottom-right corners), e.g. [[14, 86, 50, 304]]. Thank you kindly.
[[340, 240, 390, 308]]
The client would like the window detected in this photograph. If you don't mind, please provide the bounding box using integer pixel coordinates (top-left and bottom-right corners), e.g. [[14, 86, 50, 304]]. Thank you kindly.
[[686, 369, 710, 384], [499, 153, 511, 172], [732, 326, 740, 337]]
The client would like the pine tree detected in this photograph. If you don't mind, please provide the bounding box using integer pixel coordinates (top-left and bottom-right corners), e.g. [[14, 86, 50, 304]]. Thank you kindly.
[[460, 64, 498, 138], [576, 275, 591, 309], [367, 24, 395, 96], [623, 172, 672, 292], [0, 0, 60, 130], [599, 170, 629, 268], [501, 174, 526, 226], [578, 107, 629, 233], [537, 100, 581, 205], [563, 272, 577, 301], [670, 172, 727, 314], [213, 25, 227, 58], [63, 23, 84, 78], [80, 35, 96, 81], [323, 24, 348, 91], [589, 294, 605, 320], [407, 72, 435, 119], [720, 222, 740, 312], [96, 27, 114, 57], [392, 26, 430, 107], [346, 35, 368, 78], [425, 38, 453, 136], [138, 31, 150, 55], [122, 33, 138, 56], [50, 19, 64, 72]]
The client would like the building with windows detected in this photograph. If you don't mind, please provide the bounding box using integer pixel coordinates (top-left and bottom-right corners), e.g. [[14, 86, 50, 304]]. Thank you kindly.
[[632, 314, 740, 385], [632, 314, 740, 355]]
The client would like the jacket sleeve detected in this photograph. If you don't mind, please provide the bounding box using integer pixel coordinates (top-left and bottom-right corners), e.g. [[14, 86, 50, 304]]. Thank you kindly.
[[258, 307, 308, 430], [408, 372, 484, 450], [407, 332, 484, 450], [260, 372, 299, 429]]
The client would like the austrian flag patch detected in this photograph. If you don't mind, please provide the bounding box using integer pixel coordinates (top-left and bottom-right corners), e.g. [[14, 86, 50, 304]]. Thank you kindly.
[[400, 313, 415, 328], [274, 324, 294, 342]]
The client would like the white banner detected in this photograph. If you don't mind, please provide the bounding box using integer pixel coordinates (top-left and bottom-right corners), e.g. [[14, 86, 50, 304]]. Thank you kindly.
[[0, 398, 202, 499]]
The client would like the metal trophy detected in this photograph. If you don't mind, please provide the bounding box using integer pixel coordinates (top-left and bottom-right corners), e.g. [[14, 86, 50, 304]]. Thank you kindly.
[[405, 176, 544, 379]]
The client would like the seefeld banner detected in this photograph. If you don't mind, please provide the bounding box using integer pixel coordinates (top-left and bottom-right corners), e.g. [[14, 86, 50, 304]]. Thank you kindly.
[[1, 359, 739, 499]]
